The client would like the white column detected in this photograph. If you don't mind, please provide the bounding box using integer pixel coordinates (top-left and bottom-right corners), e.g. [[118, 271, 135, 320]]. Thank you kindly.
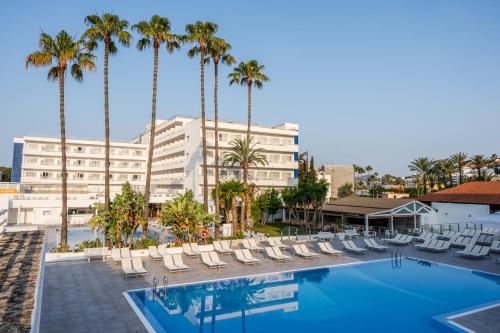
[[390, 215, 394, 235], [364, 215, 369, 232], [413, 214, 417, 230]]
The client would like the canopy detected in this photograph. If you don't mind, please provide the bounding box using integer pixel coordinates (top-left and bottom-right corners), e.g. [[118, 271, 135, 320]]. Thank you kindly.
[[469, 212, 500, 226]]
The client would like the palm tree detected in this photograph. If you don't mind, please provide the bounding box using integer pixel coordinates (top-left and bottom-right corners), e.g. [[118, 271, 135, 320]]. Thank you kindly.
[[184, 21, 218, 212], [218, 179, 245, 235], [450, 152, 469, 185], [83, 13, 131, 213], [206, 37, 235, 226], [469, 154, 489, 181], [228, 60, 269, 184], [223, 138, 267, 229], [26, 31, 95, 248], [434, 159, 455, 188], [408, 157, 435, 195], [133, 16, 181, 239]]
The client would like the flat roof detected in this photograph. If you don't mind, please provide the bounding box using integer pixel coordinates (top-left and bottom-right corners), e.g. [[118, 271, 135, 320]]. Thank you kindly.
[[418, 181, 500, 206], [322, 196, 415, 216]]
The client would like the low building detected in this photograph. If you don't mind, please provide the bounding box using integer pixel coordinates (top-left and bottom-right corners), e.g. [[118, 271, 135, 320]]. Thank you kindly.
[[381, 192, 410, 199], [418, 181, 500, 225], [317, 165, 354, 199]]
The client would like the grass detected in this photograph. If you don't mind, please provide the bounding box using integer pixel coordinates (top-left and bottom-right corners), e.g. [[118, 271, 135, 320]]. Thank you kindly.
[[253, 222, 292, 237]]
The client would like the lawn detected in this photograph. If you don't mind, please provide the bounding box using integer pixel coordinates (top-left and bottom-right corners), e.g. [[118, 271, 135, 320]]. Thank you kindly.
[[253, 222, 293, 237]]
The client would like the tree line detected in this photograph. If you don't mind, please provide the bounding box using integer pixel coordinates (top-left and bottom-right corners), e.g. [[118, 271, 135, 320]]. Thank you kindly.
[[26, 13, 269, 249]]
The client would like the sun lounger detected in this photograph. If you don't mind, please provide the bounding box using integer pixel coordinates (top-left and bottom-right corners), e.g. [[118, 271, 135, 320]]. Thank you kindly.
[[242, 249, 261, 264], [121, 258, 137, 279], [267, 238, 278, 247], [477, 234, 494, 246], [201, 252, 219, 270], [299, 244, 319, 258], [490, 240, 500, 254], [85, 247, 107, 262], [220, 240, 235, 253], [414, 231, 430, 242], [292, 244, 317, 260], [272, 247, 292, 261], [363, 239, 388, 251], [383, 234, 404, 244], [265, 247, 288, 263], [249, 239, 263, 251], [342, 240, 366, 253], [296, 235, 310, 242], [235, 249, 256, 266], [415, 237, 437, 249], [429, 240, 451, 252], [111, 248, 122, 263], [209, 252, 228, 269], [148, 246, 162, 261], [316, 232, 336, 241], [455, 245, 490, 259], [172, 254, 191, 272], [242, 239, 263, 252], [163, 254, 181, 272], [213, 241, 232, 256], [120, 247, 131, 258], [157, 244, 168, 256], [318, 242, 343, 255], [182, 243, 198, 257], [274, 238, 291, 249], [325, 242, 344, 255], [345, 229, 359, 239], [131, 257, 149, 277]]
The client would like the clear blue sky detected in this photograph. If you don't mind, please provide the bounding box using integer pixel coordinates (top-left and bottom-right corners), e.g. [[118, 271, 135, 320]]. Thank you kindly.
[[1, 0, 499, 176]]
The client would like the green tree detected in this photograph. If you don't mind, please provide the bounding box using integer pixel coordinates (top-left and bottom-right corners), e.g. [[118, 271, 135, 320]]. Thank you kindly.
[[253, 189, 282, 225], [133, 16, 181, 239], [469, 154, 490, 181], [26, 30, 95, 248], [83, 13, 132, 212], [408, 157, 435, 194], [160, 190, 214, 242], [228, 60, 269, 185], [218, 179, 245, 235], [337, 182, 354, 198], [281, 186, 299, 222], [450, 152, 469, 185], [206, 37, 236, 226], [184, 21, 218, 211], [0, 167, 12, 182]]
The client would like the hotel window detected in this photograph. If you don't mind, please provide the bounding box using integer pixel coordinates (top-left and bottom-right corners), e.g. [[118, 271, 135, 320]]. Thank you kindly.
[[118, 174, 127, 180], [269, 172, 280, 180], [282, 138, 293, 145], [25, 171, 36, 177], [270, 137, 280, 145], [270, 155, 280, 163], [208, 169, 214, 176], [77, 173, 84, 179], [282, 172, 292, 180], [43, 210, 51, 216], [257, 171, 267, 179], [207, 151, 214, 158], [132, 174, 140, 180], [90, 160, 100, 167], [248, 171, 255, 180], [219, 133, 228, 142], [229, 134, 241, 141], [41, 172, 51, 179], [26, 143, 38, 149], [258, 136, 268, 144], [283, 155, 292, 162], [75, 160, 83, 166], [76, 146, 84, 153], [220, 169, 228, 177], [25, 156, 37, 163], [90, 147, 101, 154], [89, 173, 100, 180], [120, 149, 129, 156]]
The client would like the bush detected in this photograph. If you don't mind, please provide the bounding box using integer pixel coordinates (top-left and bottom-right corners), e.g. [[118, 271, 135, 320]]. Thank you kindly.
[[77, 238, 103, 252], [132, 238, 159, 249], [50, 245, 71, 253]]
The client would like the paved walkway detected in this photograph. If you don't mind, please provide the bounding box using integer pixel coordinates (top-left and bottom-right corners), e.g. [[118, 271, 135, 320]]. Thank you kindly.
[[40, 238, 500, 333]]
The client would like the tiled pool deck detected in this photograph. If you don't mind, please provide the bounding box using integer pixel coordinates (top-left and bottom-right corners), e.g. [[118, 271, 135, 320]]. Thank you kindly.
[[40, 239, 500, 333]]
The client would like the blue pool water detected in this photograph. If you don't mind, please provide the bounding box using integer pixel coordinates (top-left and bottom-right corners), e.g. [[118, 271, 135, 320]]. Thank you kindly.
[[126, 259, 500, 333]]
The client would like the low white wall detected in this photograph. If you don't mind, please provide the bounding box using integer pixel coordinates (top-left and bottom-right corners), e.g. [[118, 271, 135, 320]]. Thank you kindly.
[[428, 202, 490, 225]]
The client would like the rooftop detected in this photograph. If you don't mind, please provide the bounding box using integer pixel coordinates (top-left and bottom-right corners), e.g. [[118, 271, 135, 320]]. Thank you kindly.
[[418, 181, 500, 205], [322, 196, 416, 216]]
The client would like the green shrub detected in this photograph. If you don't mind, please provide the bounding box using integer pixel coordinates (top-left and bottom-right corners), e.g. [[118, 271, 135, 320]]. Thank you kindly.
[[76, 238, 103, 252], [50, 245, 71, 253], [132, 238, 159, 249]]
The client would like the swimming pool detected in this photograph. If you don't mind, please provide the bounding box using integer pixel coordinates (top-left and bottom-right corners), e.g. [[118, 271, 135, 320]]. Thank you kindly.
[[125, 258, 500, 333]]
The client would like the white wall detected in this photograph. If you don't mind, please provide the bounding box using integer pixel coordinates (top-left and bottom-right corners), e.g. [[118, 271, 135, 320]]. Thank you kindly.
[[427, 202, 490, 225]]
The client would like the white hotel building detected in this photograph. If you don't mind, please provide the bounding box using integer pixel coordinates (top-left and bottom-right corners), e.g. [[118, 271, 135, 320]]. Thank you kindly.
[[4, 116, 299, 224]]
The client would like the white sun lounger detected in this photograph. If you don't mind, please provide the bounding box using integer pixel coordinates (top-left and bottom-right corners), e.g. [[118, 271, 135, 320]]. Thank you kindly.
[[242, 239, 263, 252], [182, 243, 198, 257], [272, 247, 292, 261], [163, 255, 181, 272], [131, 257, 149, 277], [318, 242, 343, 255], [292, 244, 317, 260], [383, 234, 404, 244], [209, 251, 228, 269], [414, 231, 430, 242], [172, 254, 191, 272], [121, 258, 137, 279], [201, 252, 219, 270], [157, 244, 169, 256], [120, 247, 131, 258], [148, 246, 162, 261], [363, 239, 388, 251], [274, 238, 291, 249], [299, 244, 319, 258], [490, 240, 500, 254], [242, 249, 261, 264], [111, 248, 122, 263], [266, 247, 291, 263], [235, 249, 256, 266], [415, 237, 437, 249], [455, 245, 490, 259], [220, 240, 235, 253], [213, 240, 232, 256], [342, 240, 366, 253]]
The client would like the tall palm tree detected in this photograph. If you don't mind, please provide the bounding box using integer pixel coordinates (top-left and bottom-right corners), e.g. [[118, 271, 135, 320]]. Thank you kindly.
[[133, 16, 181, 239], [408, 157, 435, 194], [228, 60, 269, 168], [184, 21, 218, 212], [83, 13, 131, 213], [206, 37, 235, 226], [450, 152, 469, 185], [26, 31, 95, 248], [218, 179, 245, 235], [469, 154, 489, 181], [223, 138, 267, 229]]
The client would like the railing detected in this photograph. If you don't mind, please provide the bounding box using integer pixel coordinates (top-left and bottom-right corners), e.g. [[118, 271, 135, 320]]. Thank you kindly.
[[421, 222, 479, 234], [0, 209, 8, 239]]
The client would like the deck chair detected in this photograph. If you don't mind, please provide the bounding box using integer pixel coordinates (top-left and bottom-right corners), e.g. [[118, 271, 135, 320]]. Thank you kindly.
[[292, 244, 316, 260], [325, 242, 344, 255], [220, 240, 235, 253], [242, 249, 261, 264], [299, 244, 319, 258], [182, 243, 198, 257], [158, 244, 168, 256], [121, 258, 137, 279], [131, 258, 149, 277], [272, 247, 292, 262], [249, 239, 263, 252], [200, 252, 219, 270], [456, 245, 490, 259], [234, 249, 256, 266], [111, 248, 122, 264], [364, 239, 388, 251], [213, 241, 232, 256], [490, 240, 500, 254], [265, 247, 286, 263], [148, 246, 162, 261], [120, 247, 131, 259], [383, 234, 404, 244], [274, 238, 291, 249], [172, 254, 191, 272], [342, 240, 366, 253], [163, 255, 180, 272], [209, 252, 228, 269], [318, 242, 342, 255]]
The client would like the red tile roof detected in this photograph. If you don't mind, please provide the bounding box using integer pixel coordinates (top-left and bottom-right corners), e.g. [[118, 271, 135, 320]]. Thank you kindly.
[[418, 181, 500, 205]]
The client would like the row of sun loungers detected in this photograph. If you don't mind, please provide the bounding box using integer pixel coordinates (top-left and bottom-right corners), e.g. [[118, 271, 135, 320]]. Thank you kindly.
[[235, 249, 261, 266], [454, 242, 490, 258], [292, 244, 320, 259], [201, 252, 228, 270], [383, 234, 413, 245], [122, 257, 149, 279]]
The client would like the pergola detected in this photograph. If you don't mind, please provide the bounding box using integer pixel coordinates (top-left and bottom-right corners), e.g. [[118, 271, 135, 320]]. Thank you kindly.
[[363, 200, 434, 234]]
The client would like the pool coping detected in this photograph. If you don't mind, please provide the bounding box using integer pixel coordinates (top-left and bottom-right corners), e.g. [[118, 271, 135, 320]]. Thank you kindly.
[[123, 256, 500, 333]]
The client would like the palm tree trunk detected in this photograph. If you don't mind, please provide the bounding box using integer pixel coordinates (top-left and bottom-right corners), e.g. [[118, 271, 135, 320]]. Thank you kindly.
[[241, 84, 252, 227], [143, 44, 159, 240], [59, 67, 68, 248], [232, 198, 237, 236], [104, 36, 111, 247], [214, 61, 220, 239], [200, 48, 209, 212]]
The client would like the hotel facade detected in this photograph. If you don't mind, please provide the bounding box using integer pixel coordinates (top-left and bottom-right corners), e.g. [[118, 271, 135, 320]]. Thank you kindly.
[[4, 116, 299, 224]]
